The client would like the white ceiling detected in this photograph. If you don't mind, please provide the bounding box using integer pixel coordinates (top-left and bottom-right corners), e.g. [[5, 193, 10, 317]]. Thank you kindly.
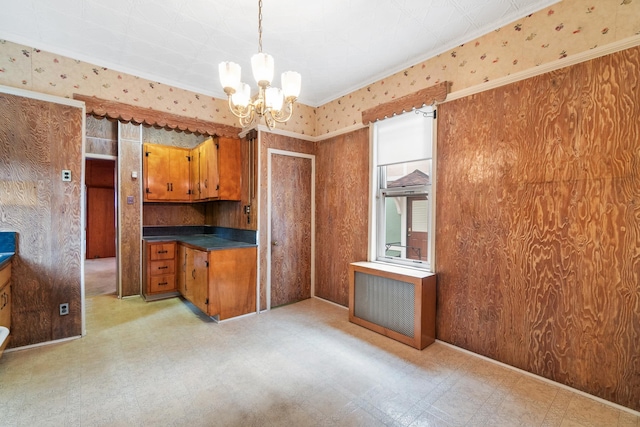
[[0, 0, 559, 107]]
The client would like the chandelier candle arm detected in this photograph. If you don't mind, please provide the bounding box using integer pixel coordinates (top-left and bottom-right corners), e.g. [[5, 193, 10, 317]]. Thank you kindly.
[[218, 0, 301, 130]]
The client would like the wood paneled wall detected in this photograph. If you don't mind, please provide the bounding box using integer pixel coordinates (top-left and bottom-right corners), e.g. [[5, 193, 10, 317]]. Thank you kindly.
[[0, 93, 83, 347], [205, 136, 257, 230], [86, 116, 117, 156], [314, 128, 369, 306], [118, 123, 142, 297], [258, 132, 314, 311], [143, 203, 205, 226], [436, 46, 640, 411]]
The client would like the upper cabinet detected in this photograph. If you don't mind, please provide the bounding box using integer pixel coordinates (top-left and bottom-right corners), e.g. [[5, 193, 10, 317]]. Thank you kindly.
[[143, 143, 191, 202], [217, 137, 242, 201], [143, 136, 241, 203], [191, 137, 219, 201]]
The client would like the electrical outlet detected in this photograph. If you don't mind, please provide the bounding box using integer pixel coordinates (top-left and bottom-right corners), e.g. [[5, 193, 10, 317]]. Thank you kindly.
[[59, 303, 69, 316], [61, 170, 72, 182]]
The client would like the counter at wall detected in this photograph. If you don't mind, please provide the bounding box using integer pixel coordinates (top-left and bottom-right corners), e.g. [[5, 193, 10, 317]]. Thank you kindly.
[[0, 231, 16, 269], [142, 225, 257, 250]]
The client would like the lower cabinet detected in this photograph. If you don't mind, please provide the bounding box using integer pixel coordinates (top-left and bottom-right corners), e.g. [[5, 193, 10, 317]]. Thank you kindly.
[[177, 244, 257, 320], [143, 241, 177, 298]]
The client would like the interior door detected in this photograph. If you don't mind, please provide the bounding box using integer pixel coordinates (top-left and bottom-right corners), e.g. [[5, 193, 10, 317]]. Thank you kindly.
[[85, 159, 116, 259], [270, 153, 313, 308], [406, 196, 428, 261]]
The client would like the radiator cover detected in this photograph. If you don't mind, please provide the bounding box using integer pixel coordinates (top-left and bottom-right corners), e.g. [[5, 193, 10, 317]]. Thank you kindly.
[[349, 262, 436, 349], [354, 271, 415, 338]]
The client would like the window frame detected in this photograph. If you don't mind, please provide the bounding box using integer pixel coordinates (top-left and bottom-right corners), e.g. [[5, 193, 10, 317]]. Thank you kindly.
[[368, 109, 437, 272]]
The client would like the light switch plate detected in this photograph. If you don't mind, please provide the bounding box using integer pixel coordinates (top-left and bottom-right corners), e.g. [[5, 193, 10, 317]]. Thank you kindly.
[[127, 196, 134, 205], [62, 170, 71, 182]]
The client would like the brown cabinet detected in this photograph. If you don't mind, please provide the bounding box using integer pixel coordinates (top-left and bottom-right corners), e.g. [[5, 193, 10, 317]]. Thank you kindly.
[[216, 137, 242, 201], [143, 137, 241, 203], [190, 137, 219, 201], [175, 244, 256, 320], [0, 263, 11, 356], [144, 241, 177, 297], [143, 143, 191, 202], [181, 246, 209, 314], [210, 246, 256, 320]]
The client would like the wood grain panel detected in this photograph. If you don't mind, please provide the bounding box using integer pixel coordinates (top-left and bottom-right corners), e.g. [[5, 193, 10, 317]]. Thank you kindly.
[[142, 126, 206, 149], [0, 93, 83, 347], [315, 128, 369, 306], [86, 116, 118, 157], [118, 123, 142, 297], [270, 154, 312, 307], [258, 133, 315, 310], [143, 203, 205, 226], [436, 46, 640, 411]]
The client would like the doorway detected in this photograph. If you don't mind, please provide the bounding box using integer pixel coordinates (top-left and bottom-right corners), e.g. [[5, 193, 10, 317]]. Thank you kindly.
[[267, 149, 315, 309], [85, 158, 117, 297]]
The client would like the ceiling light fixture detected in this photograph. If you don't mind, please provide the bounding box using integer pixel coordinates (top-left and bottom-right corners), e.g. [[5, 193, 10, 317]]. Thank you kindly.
[[218, 0, 301, 130]]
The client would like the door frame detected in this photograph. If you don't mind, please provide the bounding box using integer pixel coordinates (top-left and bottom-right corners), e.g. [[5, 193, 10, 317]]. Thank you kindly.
[[84, 153, 119, 298], [266, 148, 315, 311]]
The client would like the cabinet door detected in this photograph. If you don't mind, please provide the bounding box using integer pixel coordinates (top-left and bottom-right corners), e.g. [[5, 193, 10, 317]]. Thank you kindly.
[[217, 137, 242, 201], [143, 143, 171, 201], [189, 146, 200, 202], [185, 247, 208, 314], [209, 247, 256, 320], [201, 138, 220, 200], [168, 148, 191, 201]]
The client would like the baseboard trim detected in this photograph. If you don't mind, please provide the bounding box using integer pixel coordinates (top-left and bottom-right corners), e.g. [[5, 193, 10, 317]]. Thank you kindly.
[[5, 335, 82, 353], [313, 295, 348, 310], [435, 339, 640, 417]]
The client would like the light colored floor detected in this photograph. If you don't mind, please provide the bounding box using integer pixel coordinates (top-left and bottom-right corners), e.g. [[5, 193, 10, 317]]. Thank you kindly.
[[84, 257, 117, 297], [0, 295, 638, 427]]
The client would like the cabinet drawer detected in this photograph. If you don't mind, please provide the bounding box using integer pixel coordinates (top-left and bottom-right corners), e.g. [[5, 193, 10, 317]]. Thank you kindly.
[[149, 243, 175, 261], [149, 260, 175, 276], [149, 275, 176, 294]]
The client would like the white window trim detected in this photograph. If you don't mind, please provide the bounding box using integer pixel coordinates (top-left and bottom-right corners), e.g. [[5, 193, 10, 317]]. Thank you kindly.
[[367, 109, 438, 273]]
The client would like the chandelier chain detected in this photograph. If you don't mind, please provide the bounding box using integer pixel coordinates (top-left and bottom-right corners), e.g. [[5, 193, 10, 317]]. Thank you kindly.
[[258, 0, 263, 53]]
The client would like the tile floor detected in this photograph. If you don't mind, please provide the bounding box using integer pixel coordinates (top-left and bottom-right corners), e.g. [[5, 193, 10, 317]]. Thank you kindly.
[[0, 295, 638, 427]]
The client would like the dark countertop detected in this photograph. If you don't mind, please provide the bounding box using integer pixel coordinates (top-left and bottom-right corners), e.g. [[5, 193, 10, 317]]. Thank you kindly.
[[0, 253, 14, 270], [143, 234, 256, 251]]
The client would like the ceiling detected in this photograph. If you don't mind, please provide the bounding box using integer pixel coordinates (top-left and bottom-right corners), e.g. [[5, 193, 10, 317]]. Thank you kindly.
[[0, 0, 559, 107]]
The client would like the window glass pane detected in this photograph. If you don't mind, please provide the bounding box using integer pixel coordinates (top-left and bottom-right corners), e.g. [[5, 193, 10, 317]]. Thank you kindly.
[[383, 159, 431, 189]]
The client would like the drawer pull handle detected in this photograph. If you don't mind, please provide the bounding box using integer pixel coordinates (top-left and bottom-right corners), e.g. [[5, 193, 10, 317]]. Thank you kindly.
[[158, 266, 168, 270], [157, 250, 168, 254], [158, 282, 168, 286]]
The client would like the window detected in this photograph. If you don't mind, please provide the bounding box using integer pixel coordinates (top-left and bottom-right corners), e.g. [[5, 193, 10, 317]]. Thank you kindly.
[[371, 108, 435, 270]]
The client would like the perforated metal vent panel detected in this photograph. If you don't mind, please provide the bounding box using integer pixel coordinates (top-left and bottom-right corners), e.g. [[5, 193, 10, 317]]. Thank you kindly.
[[354, 271, 415, 338]]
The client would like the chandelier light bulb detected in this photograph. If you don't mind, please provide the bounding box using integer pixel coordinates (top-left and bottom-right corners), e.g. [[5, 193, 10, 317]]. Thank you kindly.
[[281, 71, 301, 100], [231, 83, 251, 108], [218, 62, 241, 93], [265, 87, 284, 111], [251, 53, 274, 87]]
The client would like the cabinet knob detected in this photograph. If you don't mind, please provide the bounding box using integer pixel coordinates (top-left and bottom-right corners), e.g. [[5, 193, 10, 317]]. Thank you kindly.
[[272, 241, 279, 246]]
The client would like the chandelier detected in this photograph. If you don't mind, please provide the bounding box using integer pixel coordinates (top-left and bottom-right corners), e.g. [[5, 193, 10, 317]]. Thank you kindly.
[[218, 0, 301, 130]]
